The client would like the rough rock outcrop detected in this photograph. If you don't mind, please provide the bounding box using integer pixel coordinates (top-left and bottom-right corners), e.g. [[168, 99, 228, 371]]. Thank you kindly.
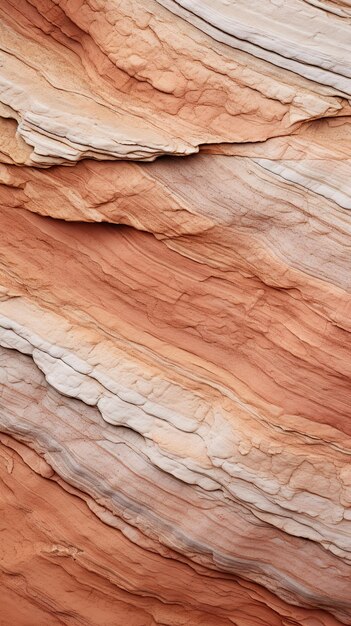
[[0, 1, 350, 625]]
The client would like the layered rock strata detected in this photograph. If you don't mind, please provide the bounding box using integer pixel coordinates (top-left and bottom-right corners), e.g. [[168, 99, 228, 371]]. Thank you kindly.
[[0, 1, 350, 625]]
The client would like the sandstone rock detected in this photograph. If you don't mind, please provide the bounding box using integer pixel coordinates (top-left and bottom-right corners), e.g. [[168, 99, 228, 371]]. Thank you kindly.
[[0, 0, 350, 165], [0, 1, 350, 625]]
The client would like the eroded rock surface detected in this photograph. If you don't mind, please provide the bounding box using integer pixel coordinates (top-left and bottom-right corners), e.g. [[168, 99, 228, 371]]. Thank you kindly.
[[0, 1, 350, 625]]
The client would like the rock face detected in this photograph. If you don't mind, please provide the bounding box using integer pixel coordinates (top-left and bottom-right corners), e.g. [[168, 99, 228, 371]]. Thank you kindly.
[[0, 1, 350, 625]]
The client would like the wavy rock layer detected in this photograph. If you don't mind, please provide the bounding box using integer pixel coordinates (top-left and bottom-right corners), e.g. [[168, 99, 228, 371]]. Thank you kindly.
[[0, 0, 351, 625]]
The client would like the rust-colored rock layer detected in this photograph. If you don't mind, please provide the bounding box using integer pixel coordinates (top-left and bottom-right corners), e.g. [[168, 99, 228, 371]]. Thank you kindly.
[[0, 1, 350, 625]]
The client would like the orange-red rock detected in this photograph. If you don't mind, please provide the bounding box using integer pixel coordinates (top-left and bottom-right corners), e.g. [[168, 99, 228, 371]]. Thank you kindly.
[[0, 0, 351, 625]]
